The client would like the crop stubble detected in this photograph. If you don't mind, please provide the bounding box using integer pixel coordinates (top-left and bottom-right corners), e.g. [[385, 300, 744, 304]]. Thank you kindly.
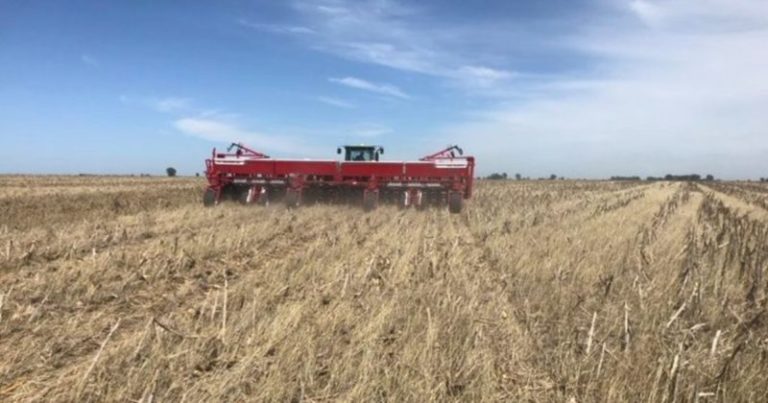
[[0, 176, 766, 402]]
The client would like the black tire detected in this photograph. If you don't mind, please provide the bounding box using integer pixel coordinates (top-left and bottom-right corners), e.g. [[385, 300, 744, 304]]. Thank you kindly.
[[363, 191, 378, 212], [203, 188, 216, 207], [238, 188, 250, 205], [448, 192, 463, 214], [285, 188, 300, 208], [221, 186, 239, 202]]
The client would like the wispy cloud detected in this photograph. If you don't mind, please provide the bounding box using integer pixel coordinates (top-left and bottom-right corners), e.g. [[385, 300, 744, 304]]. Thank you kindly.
[[151, 97, 193, 112], [629, 0, 665, 27], [329, 76, 409, 99], [627, 0, 768, 30], [332, 42, 440, 76], [120, 93, 315, 155], [442, 0, 768, 178], [174, 118, 314, 156], [199, 109, 241, 120], [457, 66, 515, 86], [242, 1, 517, 91], [316, 96, 356, 109], [119, 95, 194, 113], [116, 0, 767, 178], [174, 118, 250, 142], [238, 18, 315, 35], [81, 53, 99, 67]]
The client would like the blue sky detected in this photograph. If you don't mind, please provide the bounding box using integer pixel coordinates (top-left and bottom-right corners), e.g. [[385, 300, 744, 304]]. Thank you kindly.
[[1, 0, 767, 178]]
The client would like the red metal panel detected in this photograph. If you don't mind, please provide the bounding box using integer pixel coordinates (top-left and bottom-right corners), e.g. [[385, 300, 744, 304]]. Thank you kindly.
[[402, 161, 471, 178], [206, 149, 475, 194], [339, 162, 404, 177], [212, 159, 275, 176], [273, 160, 338, 176]]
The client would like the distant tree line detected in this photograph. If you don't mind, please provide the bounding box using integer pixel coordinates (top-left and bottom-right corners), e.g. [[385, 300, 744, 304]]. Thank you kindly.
[[485, 172, 508, 180], [644, 174, 715, 181], [482, 172, 768, 182], [484, 173, 535, 180], [485, 173, 570, 180]]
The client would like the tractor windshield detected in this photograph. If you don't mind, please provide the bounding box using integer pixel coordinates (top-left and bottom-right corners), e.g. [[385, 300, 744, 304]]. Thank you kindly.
[[347, 148, 374, 161]]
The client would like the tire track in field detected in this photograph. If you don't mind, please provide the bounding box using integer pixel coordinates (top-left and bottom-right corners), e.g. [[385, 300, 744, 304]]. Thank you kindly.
[[468, 182, 656, 241], [698, 183, 768, 221], [444, 182, 679, 398]]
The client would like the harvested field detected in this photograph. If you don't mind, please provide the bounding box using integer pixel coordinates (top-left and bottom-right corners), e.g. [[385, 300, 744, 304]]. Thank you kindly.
[[1, 176, 767, 402]]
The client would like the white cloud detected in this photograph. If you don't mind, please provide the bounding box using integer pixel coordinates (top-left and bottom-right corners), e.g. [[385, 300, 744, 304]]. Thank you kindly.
[[335, 42, 441, 76], [442, 0, 768, 178], [119, 95, 193, 113], [459, 66, 513, 81], [199, 109, 241, 120], [151, 97, 193, 112], [238, 19, 316, 35], [119, 93, 317, 157], [329, 76, 409, 99], [197, 0, 766, 177], [173, 118, 314, 156], [244, 1, 517, 91], [629, 0, 665, 27], [316, 96, 356, 109], [455, 66, 516, 89], [174, 118, 243, 142], [627, 0, 768, 31]]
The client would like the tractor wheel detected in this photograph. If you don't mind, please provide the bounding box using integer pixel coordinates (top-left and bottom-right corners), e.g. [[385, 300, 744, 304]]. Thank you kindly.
[[220, 186, 239, 202], [285, 188, 301, 208], [363, 191, 378, 212], [448, 192, 463, 214], [203, 188, 216, 207], [238, 188, 250, 205]]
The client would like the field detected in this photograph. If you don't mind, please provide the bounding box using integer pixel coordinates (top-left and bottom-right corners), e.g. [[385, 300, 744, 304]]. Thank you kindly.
[[1, 176, 767, 402]]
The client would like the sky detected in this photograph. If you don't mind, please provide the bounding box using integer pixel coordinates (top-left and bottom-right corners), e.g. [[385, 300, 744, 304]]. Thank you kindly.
[[1, 0, 767, 178]]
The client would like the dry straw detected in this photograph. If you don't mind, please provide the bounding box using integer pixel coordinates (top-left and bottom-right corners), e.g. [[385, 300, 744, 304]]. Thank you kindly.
[[0, 176, 767, 401]]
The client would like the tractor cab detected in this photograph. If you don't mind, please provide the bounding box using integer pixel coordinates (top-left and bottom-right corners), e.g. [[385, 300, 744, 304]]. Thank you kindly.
[[337, 145, 384, 162]]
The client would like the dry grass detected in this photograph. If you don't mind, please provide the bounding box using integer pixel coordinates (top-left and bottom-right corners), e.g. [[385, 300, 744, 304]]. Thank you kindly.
[[0, 176, 766, 402]]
